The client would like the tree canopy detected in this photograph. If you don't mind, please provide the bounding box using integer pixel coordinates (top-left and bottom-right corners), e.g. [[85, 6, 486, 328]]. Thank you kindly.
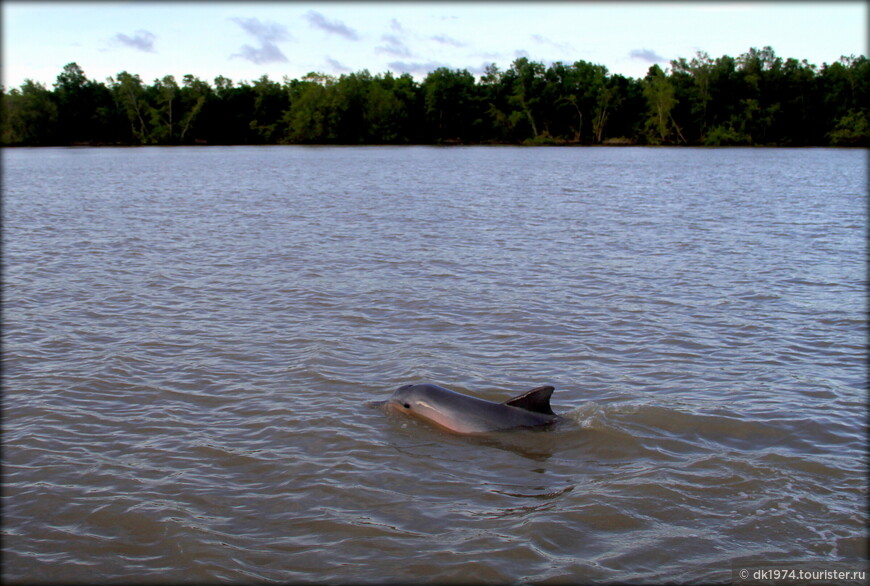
[[2, 47, 868, 147]]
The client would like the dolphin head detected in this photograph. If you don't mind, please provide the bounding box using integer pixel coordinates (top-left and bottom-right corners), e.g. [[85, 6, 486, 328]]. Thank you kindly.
[[387, 384, 429, 413], [385, 384, 464, 430]]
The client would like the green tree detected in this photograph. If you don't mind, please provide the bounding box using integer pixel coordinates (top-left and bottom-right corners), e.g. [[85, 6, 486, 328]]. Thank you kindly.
[[1, 80, 58, 145], [701, 54, 748, 144], [592, 81, 623, 143], [283, 73, 336, 143], [249, 74, 289, 143], [774, 58, 818, 145], [828, 109, 870, 146], [421, 67, 478, 143], [4, 50, 870, 147], [205, 77, 258, 144], [479, 63, 516, 142], [390, 72, 422, 142], [541, 61, 576, 141], [594, 74, 642, 143], [737, 46, 784, 144], [53, 62, 115, 144], [149, 75, 179, 143], [506, 57, 547, 141], [643, 65, 682, 144], [671, 51, 715, 143], [178, 74, 211, 143], [333, 70, 372, 143], [53, 62, 87, 143], [818, 55, 870, 145], [364, 72, 417, 143], [109, 71, 149, 144], [555, 60, 610, 143]]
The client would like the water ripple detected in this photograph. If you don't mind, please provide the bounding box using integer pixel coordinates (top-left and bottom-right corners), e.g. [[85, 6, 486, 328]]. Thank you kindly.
[[3, 146, 866, 583]]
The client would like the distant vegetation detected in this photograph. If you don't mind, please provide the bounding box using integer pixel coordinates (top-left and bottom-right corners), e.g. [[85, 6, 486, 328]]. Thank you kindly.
[[2, 47, 868, 147]]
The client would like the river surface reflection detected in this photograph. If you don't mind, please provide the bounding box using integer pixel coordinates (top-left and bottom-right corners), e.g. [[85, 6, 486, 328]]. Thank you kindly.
[[2, 146, 867, 583]]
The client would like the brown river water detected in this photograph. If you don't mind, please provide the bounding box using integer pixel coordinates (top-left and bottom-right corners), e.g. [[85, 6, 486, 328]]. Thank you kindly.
[[2, 146, 867, 583]]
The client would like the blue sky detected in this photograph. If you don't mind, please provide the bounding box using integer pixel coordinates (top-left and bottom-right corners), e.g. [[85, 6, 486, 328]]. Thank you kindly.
[[2, 1, 867, 89]]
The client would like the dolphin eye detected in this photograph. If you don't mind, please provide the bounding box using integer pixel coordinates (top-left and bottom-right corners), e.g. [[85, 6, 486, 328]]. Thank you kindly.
[[403, 403, 411, 409]]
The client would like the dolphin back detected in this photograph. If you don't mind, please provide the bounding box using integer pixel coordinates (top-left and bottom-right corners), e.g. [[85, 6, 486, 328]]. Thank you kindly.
[[388, 383, 559, 433], [502, 385, 556, 415]]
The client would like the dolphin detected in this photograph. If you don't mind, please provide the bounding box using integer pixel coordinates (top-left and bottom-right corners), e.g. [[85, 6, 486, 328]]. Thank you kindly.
[[384, 383, 560, 434]]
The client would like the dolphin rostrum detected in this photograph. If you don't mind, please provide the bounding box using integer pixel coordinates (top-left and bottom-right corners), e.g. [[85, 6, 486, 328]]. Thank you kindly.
[[384, 383, 560, 434]]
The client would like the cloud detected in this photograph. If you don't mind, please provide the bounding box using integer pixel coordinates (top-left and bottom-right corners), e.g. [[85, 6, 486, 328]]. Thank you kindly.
[[473, 50, 505, 61], [231, 17, 291, 43], [230, 17, 290, 64], [377, 19, 416, 58], [325, 57, 352, 74], [531, 34, 572, 53], [430, 34, 465, 48], [232, 43, 288, 65], [304, 11, 359, 41], [112, 30, 156, 53], [387, 60, 488, 78], [376, 34, 411, 58], [387, 60, 451, 76], [629, 48, 667, 63]]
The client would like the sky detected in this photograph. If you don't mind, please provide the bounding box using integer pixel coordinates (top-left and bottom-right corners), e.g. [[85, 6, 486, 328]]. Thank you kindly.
[[2, 1, 867, 90]]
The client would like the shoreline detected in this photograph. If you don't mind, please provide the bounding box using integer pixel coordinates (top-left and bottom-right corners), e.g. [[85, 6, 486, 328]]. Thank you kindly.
[[3, 142, 865, 149]]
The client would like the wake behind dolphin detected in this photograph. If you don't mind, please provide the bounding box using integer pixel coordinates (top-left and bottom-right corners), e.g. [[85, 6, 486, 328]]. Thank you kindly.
[[381, 383, 560, 434]]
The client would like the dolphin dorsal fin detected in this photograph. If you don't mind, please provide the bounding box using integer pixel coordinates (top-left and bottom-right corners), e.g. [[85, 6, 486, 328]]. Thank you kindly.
[[503, 385, 555, 415]]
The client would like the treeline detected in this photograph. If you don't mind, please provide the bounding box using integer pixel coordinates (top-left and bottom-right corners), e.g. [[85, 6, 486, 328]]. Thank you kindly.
[[2, 46, 868, 147]]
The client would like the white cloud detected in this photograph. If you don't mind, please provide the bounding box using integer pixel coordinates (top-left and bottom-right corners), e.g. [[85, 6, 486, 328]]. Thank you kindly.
[[232, 43, 288, 65], [325, 56, 352, 73], [304, 11, 360, 41], [430, 34, 466, 48], [229, 17, 291, 64], [387, 60, 450, 76], [629, 48, 668, 63], [530, 34, 572, 54], [112, 30, 156, 53], [376, 34, 412, 58]]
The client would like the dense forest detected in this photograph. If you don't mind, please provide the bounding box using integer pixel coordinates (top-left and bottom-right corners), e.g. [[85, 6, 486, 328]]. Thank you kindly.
[[2, 46, 868, 147]]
